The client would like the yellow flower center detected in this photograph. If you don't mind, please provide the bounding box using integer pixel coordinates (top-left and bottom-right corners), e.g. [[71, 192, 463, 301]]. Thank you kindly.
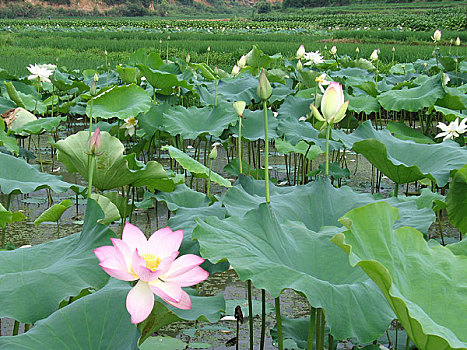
[[142, 253, 161, 272], [315, 76, 325, 84], [127, 117, 137, 126]]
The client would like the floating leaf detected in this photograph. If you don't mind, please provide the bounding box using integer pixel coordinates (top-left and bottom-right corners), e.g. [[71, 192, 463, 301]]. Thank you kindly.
[[34, 199, 73, 225], [333, 202, 467, 350]]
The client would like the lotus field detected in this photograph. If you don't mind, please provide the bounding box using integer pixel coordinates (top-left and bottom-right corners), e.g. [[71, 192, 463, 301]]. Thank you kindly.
[[0, 27, 467, 350]]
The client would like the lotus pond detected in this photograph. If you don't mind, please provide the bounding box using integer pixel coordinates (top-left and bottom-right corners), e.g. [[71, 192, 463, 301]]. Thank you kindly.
[[0, 37, 466, 350]]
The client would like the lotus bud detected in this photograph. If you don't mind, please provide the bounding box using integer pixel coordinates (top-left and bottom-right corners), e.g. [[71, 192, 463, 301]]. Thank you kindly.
[[296, 44, 306, 59], [93, 73, 99, 82], [392, 46, 395, 52], [310, 82, 349, 126], [450, 38, 454, 45], [159, 38, 162, 44], [296, 59, 303, 71], [432, 29, 441, 42], [442, 73, 450, 86], [256, 69, 272, 101], [167, 35, 170, 40], [214, 66, 219, 76], [207, 46, 211, 52], [104, 50, 108, 56], [238, 55, 247, 68], [233, 101, 246, 116], [355, 47, 360, 53], [424, 62, 428, 68], [370, 49, 378, 61], [88, 127, 102, 155], [232, 65, 240, 77], [324, 45, 327, 50], [455, 37, 460, 46], [209, 142, 220, 160], [186, 53, 190, 64], [330, 46, 337, 55]]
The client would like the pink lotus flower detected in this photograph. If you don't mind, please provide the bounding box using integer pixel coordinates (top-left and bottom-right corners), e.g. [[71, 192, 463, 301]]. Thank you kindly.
[[93, 223, 209, 324], [310, 82, 349, 127], [88, 127, 102, 155]]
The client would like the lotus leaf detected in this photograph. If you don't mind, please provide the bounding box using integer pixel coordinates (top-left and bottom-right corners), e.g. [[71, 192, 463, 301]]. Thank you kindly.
[[56, 131, 169, 191], [162, 146, 232, 188], [386, 121, 434, 144], [377, 75, 445, 112], [275, 138, 322, 160], [333, 202, 467, 350], [137, 64, 193, 95], [164, 102, 237, 140], [13, 116, 66, 135], [335, 121, 467, 186], [0, 152, 82, 195], [156, 184, 210, 212], [230, 108, 278, 141], [90, 193, 121, 225], [0, 96, 16, 114], [0, 203, 25, 229], [34, 199, 73, 225], [0, 199, 113, 323], [0, 119, 18, 155], [86, 84, 151, 120], [193, 203, 394, 342], [433, 106, 466, 122], [446, 164, 467, 235]]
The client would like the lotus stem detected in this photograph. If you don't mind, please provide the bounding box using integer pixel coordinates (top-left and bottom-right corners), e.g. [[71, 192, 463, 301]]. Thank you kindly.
[[275, 296, 283, 350], [214, 79, 218, 107], [88, 98, 94, 138], [405, 336, 411, 350], [306, 306, 316, 350], [260, 289, 266, 350], [24, 323, 30, 332], [437, 211, 446, 245], [328, 334, 334, 350], [238, 116, 243, 174], [207, 156, 212, 197], [316, 308, 326, 350], [394, 182, 399, 197], [247, 280, 254, 350], [263, 100, 270, 203], [87, 155, 96, 198], [1, 194, 11, 249], [12, 320, 19, 336], [325, 125, 332, 176]]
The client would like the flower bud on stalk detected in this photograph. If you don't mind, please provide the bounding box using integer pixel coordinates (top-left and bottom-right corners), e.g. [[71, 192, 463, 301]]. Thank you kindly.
[[209, 143, 220, 160], [88, 127, 102, 155], [370, 49, 379, 62], [296, 59, 303, 71], [257, 69, 272, 101], [186, 53, 190, 64], [330, 46, 337, 55], [296, 44, 306, 59], [455, 37, 461, 46], [233, 101, 246, 117], [238, 55, 247, 68], [432, 29, 441, 42]]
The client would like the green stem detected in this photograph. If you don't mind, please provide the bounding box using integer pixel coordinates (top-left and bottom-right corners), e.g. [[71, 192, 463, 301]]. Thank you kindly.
[[87, 155, 96, 198], [306, 307, 316, 350], [37, 134, 44, 173], [263, 100, 270, 203], [260, 289, 266, 350], [207, 157, 212, 197], [325, 125, 332, 176], [214, 79, 218, 107], [12, 320, 19, 336], [316, 308, 325, 350], [238, 116, 243, 174], [1, 194, 11, 249], [88, 98, 94, 137], [405, 336, 411, 350], [275, 297, 283, 350], [247, 280, 254, 350], [394, 182, 399, 198]]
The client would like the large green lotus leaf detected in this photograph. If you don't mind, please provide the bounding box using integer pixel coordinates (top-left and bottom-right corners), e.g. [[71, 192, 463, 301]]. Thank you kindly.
[[51, 69, 89, 92], [333, 202, 467, 350], [137, 103, 170, 135], [386, 121, 434, 144], [222, 176, 434, 234], [0, 96, 16, 114], [377, 75, 445, 112], [86, 84, 151, 120], [5, 82, 46, 115], [162, 146, 231, 188], [277, 116, 341, 151], [164, 102, 237, 140], [230, 109, 278, 141], [245, 45, 279, 69], [139, 289, 225, 344], [216, 76, 257, 102], [436, 87, 467, 110], [0, 152, 82, 195], [156, 184, 210, 212], [433, 106, 466, 123], [334, 121, 467, 186], [446, 165, 467, 235], [137, 64, 193, 95], [277, 94, 312, 119], [348, 95, 380, 114], [275, 138, 322, 160], [13, 116, 67, 135], [56, 131, 169, 191], [193, 204, 394, 342], [0, 279, 140, 350], [0, 199, 114, 323]]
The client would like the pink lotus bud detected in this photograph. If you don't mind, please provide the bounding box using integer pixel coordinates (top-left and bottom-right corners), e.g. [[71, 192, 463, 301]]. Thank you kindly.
[[89, 127, 102, 155], [256, 69, 272, 101]]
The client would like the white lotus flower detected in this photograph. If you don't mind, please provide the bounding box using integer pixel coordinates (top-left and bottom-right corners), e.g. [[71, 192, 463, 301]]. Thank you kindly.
[[27, 63, 54, 83], [296, 45, 306, 59], [304, 50, 324, 65], [370, 49, 379, 62], [432, 29, 442, 42], [238, 55, 247, 68], [315, 73, 330, 93], [330, 46, 337, 55], [435, 118, 467, 141], [120, 116, 138, 137], [231, 65, 240, 77]]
